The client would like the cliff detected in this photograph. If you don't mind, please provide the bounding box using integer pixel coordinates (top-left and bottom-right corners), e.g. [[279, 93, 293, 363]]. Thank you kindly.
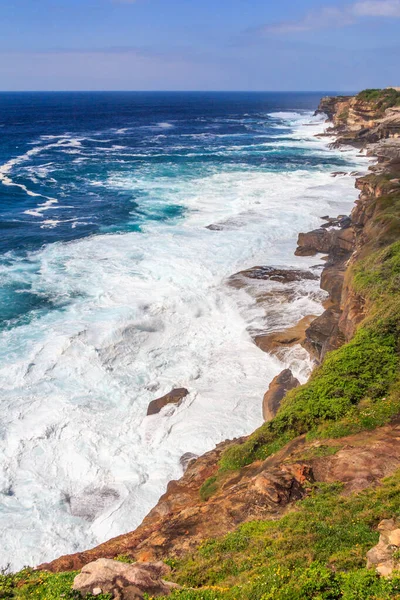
[[3, 90, 400, 600]]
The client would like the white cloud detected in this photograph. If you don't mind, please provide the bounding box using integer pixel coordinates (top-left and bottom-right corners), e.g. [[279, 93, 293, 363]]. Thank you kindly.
[[261, 0, 400, 35], [353, 0, 400, 16], [263, 7, 354, 33]]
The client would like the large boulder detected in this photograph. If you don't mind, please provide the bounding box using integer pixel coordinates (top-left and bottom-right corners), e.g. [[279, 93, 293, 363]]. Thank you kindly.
[[72, 558, 178, 599], [295, 229, 334, 256], [303, 307, 342, 363], [147, 388, 189, 416], [295, 226, 354, 257], [366, 519, 400, 577], [263, 369, 300, 421]]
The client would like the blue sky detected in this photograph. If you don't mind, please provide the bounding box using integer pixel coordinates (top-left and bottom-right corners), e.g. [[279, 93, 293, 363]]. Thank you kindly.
[[0, 0, 399, 90]]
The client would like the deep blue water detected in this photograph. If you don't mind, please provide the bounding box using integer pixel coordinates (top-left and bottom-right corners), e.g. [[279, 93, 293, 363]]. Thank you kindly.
[[0, 92, 347, 255]]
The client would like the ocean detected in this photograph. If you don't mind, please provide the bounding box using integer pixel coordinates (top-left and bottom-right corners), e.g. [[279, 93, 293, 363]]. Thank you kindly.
[[0, 92, 368, 569]]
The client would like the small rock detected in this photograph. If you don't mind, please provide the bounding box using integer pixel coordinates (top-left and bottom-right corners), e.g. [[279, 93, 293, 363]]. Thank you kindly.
[[147, 388, 189, 416]]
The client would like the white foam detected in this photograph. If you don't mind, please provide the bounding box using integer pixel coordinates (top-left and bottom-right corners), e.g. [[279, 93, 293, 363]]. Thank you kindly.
[[0, 137, 85, 217], [0, 113, 370, 571]]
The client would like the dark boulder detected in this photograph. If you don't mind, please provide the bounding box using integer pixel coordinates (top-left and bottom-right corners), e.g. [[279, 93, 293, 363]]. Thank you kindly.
[[147, 389, 189, 416]]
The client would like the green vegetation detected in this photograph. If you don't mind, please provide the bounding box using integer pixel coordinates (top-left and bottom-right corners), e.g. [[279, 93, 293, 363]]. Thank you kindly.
[[298, 443, 342, 461], [115, 554, 135, 564], [357, 88, 400, 113], [200, 477, 219, 502], [168, 472, 400, 599], [0, 569, 112, 599]]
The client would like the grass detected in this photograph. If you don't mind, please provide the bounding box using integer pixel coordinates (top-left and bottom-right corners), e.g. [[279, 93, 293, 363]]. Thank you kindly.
[[0, 569, 112, 599], [200, 477, 219, 502], [167, 471, 400, 599], [356, 88, 400, 113]]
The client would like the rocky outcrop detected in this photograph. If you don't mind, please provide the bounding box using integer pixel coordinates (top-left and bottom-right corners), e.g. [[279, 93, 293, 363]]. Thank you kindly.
[[314, 95, 351, 121], [262, 369, 300, 421], [147, 388, 189, 416], [367, 519, 400, 577], [254, 315, 316, 357], [295, 216, 355, 362], [72, 559, 178, 599], [303, 306, 343, 361], [295, 225, 354, 258], [317, 90, 400, 148], [229, 266, 318, 284], [42, 420, 400, 573]]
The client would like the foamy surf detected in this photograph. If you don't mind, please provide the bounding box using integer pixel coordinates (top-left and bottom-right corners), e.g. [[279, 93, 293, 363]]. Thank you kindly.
[[0, 99, 370, 570]]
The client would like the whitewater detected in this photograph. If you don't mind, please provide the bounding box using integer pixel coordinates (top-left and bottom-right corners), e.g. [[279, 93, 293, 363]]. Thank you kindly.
[[0, 94, 369, 570]]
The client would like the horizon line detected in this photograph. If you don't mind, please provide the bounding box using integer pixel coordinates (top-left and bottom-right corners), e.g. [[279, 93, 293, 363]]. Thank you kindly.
[[0, 89, 357, 94]]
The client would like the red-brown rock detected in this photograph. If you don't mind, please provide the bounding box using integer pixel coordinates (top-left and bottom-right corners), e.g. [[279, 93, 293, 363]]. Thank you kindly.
[[147, 389, 189, 416], [262, 369, 300, 421]]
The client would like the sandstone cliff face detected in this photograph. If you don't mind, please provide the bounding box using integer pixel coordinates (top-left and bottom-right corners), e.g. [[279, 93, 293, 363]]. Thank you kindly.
[[319, 89, 400, 147], [299, 90, 400, 357]]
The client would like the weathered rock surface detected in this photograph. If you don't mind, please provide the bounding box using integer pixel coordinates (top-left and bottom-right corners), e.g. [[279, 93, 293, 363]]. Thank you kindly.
[[255, 315, 316, 357], [295, 226, 354, 258], [229, 266, 318, 285], [367, 519, 400, 577], [147, 388, 189, 416], [72, 558, 178, 599], [42, 421, 400, 573], [295, 228, 335, 256], [262, 369, 300, 421], [303, 306, 343, 363]]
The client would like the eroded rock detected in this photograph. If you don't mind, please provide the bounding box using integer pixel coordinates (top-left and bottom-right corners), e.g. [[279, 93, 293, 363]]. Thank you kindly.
[[263, 369, 300, 421], [367, 519, 400, 577], [72, 558, 178, 599]]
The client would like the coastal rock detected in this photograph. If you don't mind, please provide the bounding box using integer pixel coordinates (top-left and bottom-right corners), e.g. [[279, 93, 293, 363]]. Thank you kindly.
[[295, 229, 334, 256], [366, 519, 400, 577], [147, 388, 189, 416], [229, 266, 318, 285], [180, 453, 198, 472], [43, 422, 400, 573], [295, 227, 354, 257], [72, 558, 177, 599], [320, 259, 347, 305], [303, 307, 343, 362], [262, 369, 300, 421], [255, 315, 316, 356]]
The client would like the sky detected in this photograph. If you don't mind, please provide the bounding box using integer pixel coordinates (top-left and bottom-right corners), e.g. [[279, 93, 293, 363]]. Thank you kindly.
[[0, 0, 399, 91]]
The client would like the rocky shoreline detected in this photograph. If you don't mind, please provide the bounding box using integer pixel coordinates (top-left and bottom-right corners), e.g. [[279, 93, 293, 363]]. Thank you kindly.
[[6, 88, 400, 600]]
